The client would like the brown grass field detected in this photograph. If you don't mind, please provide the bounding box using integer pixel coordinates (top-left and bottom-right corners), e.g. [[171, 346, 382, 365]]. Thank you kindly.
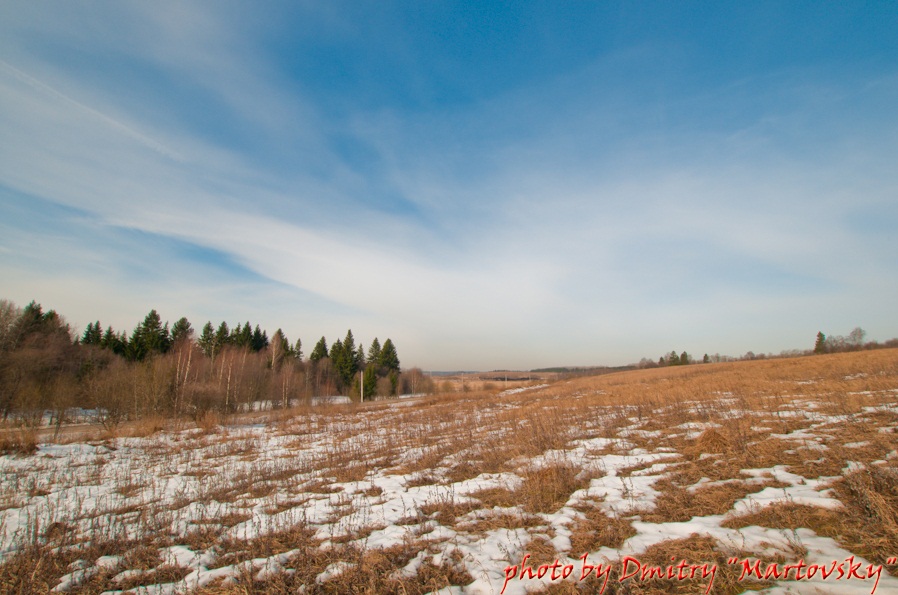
[[1, 349, 896, 594]]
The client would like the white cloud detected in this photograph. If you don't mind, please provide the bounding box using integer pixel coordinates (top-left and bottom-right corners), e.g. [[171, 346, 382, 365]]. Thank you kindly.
[[1, 3, 897, 369]]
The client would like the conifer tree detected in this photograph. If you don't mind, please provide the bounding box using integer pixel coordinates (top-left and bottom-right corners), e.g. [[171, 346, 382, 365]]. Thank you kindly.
[[214, 321, 230, 351], [814, 331, 827, 354], [18, 301, 49, 337], [389, 370, 399, 396], [82, 321, 103, 345], [380, 339, 400, 372], [329, 338, 343, 361], [342, 330, 356, 373], [355, 344, 365, 371], [251, 324, 268, 352], [127, 309, 171, 360], [101, 325, 122, 353], [310, 336, 328, 362], [198, 322, 215, 357], [171, 317, 193, 344], [115, 330, 129, 356], [362, 364, 377, 399], [330, 338, 354, 388], [293, 338, 303, 360], [230, 322, 244, 347], [127, 325, 146, 361], [236, 322, 253, 348], [368, 338, 381, 366]]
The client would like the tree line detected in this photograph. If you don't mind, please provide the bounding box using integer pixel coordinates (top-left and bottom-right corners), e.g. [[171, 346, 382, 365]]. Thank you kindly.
[[812, 328, 888, 355], [0, 299, 432, 429], [636, 327, 897, 369]]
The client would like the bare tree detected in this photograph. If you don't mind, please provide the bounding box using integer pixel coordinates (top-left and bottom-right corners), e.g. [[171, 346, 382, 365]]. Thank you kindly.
[[0, 299, 21, 350]]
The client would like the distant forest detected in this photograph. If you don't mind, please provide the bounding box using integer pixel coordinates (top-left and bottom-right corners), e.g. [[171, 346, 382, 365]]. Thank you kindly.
[[534, 328, 897, 375], [0, 299, 434, 429], [633, 327, 896, 370]]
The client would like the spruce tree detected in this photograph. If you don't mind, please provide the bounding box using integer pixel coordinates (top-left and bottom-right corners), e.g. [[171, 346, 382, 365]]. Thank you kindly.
[[293, 338, 303, 360], [368, 338, 381, 367], [251, 324, 268, 352], [127, 324, 147, 361], [814, 332, 827, 354], [199, 322, 215, 357], [171, 317, 193, 344], [310, 336, 328, 362], [127, 309, 171, 360], [82, 321, 103, 345], [380, 339, 400, 372], [355, 344, 365, 371], [214, 321, 230, 351], [110, 330, 128, 356], [19, 301, 51, 337], [388, 370, 399, 396], [231, 322, 244, 347], [342, 330, 356, 375], [329, 338, 343, 362], [362, 364, 378, 399], [236, 322, 253, 348], [101, 326, 117, 350], [330, 339, 348, 387]]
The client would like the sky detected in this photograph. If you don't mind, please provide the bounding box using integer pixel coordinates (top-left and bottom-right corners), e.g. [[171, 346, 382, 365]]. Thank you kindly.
[[1, 2, 897, 371]]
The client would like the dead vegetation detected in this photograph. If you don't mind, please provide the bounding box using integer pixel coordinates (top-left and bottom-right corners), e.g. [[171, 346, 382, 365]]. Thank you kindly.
[[641, 478, 782, 523], [569, 502, 636, 552], [0, 426, 37, 456], [1, 349, 897, 592]]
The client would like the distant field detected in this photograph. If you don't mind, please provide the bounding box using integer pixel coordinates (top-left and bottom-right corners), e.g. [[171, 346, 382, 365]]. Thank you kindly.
[[2, 350, 897, 594], [426, 371, 557, 394]]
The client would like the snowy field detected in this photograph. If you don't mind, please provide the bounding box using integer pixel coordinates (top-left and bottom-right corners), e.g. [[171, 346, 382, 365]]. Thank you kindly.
[[1, 350, 897, 594]]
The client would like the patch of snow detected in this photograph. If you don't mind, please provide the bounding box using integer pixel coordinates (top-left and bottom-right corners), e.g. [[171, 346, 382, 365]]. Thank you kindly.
[[499, 384, 549, 396]]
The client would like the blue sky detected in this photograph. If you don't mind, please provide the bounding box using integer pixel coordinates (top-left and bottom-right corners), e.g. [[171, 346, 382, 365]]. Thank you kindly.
[[1, 1, 896, 370]]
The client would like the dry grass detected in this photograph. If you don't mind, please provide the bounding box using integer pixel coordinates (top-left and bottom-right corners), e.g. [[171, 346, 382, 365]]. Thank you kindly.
[[196, 410, 221, 434], [831, 465, 898, 574], [470, 464, 589, 514], [722, 501, 842, 535], [457, 510, 544, 534], [569, 503, 636, 552], [518, 464, 589, 514], [523, 535, 559, 567], [616, 533, 786, 594], [0, 426, 37, 456], [419, 495, 481, 526], [195, 539, 472, 595], [642, 478, 785, 523], [537, 534, 787, 594], [116, 564, 193, 591], [2, 349, 897, 593], [0, 536, 174, 595], [119, 414, 167, 438]]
